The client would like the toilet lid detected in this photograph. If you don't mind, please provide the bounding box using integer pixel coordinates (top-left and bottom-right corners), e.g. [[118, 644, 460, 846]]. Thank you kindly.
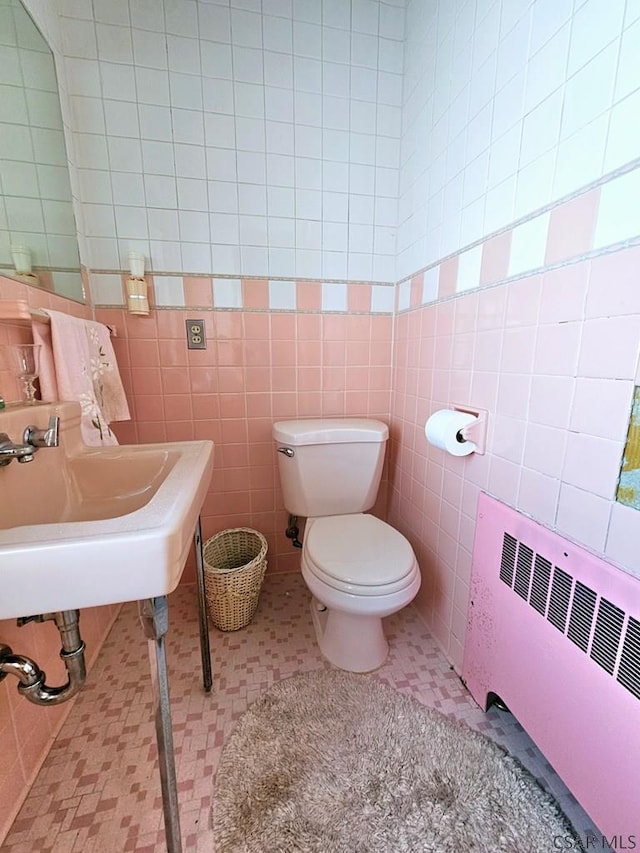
[[305, 514, 416, 589]]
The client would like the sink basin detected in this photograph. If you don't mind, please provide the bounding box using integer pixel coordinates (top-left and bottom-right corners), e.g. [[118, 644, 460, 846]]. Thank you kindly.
[[0, 401, 214, 619]]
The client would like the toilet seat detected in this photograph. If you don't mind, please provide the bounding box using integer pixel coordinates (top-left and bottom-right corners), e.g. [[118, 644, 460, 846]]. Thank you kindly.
[[304, 514, 417, 597]]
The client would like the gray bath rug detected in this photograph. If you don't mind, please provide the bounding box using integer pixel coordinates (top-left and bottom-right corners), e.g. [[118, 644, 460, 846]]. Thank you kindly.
[[211, 670, 581, 852]]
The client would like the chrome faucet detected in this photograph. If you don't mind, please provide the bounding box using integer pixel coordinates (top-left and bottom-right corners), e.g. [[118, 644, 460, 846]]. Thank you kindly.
[[0, 416, 59, 466], [23, 416, 59, 448]]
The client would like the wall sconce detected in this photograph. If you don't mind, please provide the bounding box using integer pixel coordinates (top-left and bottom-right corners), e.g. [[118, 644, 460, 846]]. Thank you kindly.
[[125, 251, 149, 315], [10, 244, 39, 284]]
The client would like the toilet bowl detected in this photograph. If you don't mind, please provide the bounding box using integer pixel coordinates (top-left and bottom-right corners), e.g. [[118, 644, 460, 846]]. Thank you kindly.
[[273, 418, 421, 672], [302, 514, 421, 672]]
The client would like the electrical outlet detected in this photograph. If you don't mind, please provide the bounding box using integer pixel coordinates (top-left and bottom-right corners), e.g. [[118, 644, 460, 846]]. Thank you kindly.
[[186, 319, 206, 349]]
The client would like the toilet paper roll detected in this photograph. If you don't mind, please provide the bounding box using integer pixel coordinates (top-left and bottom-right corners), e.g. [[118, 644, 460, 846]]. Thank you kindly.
[[425, 409, 477, 457]]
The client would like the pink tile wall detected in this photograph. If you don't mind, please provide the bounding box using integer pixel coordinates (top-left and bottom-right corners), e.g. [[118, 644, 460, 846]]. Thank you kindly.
[[388, 240, 640, 671], [0, 275, 116, 843], [95, 305, 393, 578]]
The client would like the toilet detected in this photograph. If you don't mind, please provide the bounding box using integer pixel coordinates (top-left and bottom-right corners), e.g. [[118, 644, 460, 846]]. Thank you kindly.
[[273, 418, 420, 672]]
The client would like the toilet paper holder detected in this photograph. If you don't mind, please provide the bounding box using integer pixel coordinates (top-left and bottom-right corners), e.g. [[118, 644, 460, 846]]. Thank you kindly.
[[452, 404, 488, 455]]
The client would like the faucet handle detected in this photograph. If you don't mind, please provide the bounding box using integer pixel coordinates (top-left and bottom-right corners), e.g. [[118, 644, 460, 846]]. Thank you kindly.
[[23, 416, 60, 448]]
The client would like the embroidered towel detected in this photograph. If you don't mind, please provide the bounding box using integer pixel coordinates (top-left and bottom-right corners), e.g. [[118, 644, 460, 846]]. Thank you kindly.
[[33, 310, 131, 446]]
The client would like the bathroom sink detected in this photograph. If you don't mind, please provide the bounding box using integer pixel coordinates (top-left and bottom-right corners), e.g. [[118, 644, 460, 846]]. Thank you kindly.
[[0, 401, 214, 619]]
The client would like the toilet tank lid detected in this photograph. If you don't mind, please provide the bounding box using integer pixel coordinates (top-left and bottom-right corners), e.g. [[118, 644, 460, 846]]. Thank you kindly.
[[273, 418, 388, 445]]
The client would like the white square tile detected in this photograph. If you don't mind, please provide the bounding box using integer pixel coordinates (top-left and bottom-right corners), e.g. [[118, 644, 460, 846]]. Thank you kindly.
[[108, 137, 143, 172], [144, 174, 177, 207], [96, 22, 133, 64], [174, 143, 206, 178], [560, 42, 617, 140], [372, 253, 395, 282], [177, 177, 209, 212], [552, 114, 608, 198], [268, 278, 295, 309], [164, 0, 198, 37], [604, 89, 640, 173], [322, 281, 347, 311], [422, 266, 439, 303], [169, 72, 203, 111], [179, 209, 209, 243], [153, 274, 185, 306], [234, 82, 265, 118], [263, 15, 292, 53], [89, 272, 124, 305], [207, 148, 238, 181], [556, 483, 611, 553], [567, 0, 625, 77], [487, 123, 522, 187], [507, 212, 550, 277], [347, 251, 373, 279], [204, 79, 234, 114], [135, 66, 170, 107], [530, 0, 573, 54], [103, 99, 139, 138], [233, 46, 264, 84], [514, 151, 556, 219], [322, 0, 350, 31], [211, 212, 240, 244], [132, 29, 167, 70], [520, 90, 563, 166], [615, 17, 640, 101], [239, 213, 268, 245], [212, 244, 241, 274], [456, 244, 482, 292], [181, 241, 212, 273], [295, 248, 321, 277], [111, 171, 145, 207], [266, 120, 294, 154], [594, 167, 640, 249], [231, 9, 263, 49], [606, 502, 640, 575], [147, 208, 179, 240], [266, 154, 294, 188], [293, 20, 321, 58], [114, 204, 148, 239], [396, 278, 410, 311], [323, 26, 350, 63], [371, 283, 394, 313], [213, 277, 242, 307]]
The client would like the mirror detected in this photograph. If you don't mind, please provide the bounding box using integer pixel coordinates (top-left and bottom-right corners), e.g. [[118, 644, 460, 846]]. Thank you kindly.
[[0, 0, 84, 302]]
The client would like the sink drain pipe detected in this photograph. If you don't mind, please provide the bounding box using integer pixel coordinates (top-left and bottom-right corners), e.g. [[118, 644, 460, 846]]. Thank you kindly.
[[0, 610, 86, 705]]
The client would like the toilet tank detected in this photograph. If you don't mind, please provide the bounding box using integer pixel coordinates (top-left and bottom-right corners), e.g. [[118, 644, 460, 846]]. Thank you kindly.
[[273, 418, 388, 517]]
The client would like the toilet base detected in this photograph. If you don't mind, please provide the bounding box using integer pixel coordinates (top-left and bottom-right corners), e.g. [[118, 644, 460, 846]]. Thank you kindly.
[[310, 597, 389, 673]]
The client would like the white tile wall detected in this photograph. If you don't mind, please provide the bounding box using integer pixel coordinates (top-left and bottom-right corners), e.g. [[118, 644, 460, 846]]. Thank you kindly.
[[51, 0, 404, 282], [397, 0, 640, 280]]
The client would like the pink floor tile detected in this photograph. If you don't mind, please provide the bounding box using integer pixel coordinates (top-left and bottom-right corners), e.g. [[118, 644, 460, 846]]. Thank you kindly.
[[2, 576, 597, 851]]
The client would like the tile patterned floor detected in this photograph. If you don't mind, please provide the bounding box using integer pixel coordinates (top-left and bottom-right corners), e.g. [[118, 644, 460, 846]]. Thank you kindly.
[[2, 573, 597, 852]]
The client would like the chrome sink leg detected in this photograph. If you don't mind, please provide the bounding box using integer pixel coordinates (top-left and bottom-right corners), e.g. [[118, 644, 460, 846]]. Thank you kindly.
[[194, 517, 213, 693], [139, 596, 182, 853]]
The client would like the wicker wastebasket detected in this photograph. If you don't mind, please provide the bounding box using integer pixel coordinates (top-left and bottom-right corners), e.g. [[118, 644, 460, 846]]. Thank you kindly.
[[203, 528, 268, 631]]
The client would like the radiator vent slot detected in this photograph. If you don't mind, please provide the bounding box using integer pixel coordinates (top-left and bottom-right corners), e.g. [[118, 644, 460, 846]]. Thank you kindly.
[[497, 531, 640, 704], [500, 533, 517, 586], [617, 617, 640, 700], [567, 582, 597, 651], [530, 555, 552, 615], [548, 568, 572, 633], [514, 543, 533, 600], [591, 599, 625, 675]]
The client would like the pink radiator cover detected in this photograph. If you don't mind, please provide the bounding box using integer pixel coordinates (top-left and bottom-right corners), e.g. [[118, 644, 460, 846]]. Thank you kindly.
[[463, 493, 640, 838]]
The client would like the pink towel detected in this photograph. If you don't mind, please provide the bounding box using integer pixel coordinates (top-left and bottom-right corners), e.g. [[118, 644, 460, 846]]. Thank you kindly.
[[33, 310, 131, 446]]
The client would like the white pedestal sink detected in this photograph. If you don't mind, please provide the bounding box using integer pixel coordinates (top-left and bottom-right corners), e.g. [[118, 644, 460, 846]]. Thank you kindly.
[[0, 400, 214, 853], [0, 400, 213, 618]]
